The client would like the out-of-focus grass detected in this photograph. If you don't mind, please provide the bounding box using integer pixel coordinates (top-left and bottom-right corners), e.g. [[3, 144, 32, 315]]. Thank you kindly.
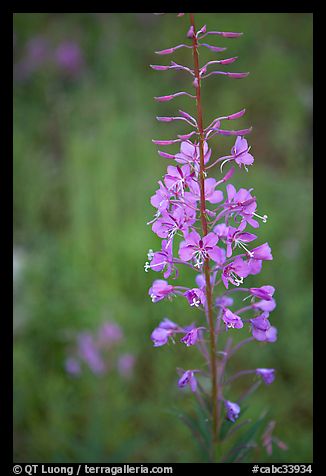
[[13, 13, 312, 462]]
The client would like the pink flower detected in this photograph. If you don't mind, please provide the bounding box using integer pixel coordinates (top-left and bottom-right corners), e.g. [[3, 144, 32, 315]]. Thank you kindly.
[[179, 231, 223, 268], [184, 288, 206, 307], [145, 240, 175, 279], [178, 370, 199, 392], [231, 136, 254, 169], [180, 327, 205, 346], [222, 308, 244, 329], [151, 318, 181, 347], [117, 354, 136, 378], [164, 164, 195, 196], [149, 280, 174, 303], [250, 313, 278, 342], [222, 256, 250, 288]]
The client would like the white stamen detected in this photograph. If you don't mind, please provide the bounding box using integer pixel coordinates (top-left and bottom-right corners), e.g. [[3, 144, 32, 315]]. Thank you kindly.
[[220, 158, 231, 173], [147, 211, 161, 225], [147, 249, 154, 261], [236, 240, 254, 257], [193, 250, 207, 268], [253, 212, 268, 223], [167, 226, 178, 246], [191, 297, 201, 307], [230, 271, 243, 286], [167, 179, 186, 196], [150, 293, 156, 302]]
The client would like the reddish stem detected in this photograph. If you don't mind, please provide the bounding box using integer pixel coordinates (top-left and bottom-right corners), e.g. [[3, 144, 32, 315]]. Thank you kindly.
[[189, 13, 219, 445]]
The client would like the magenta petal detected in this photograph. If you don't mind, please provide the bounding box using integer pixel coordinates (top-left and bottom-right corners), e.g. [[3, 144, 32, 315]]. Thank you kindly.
[[215, 127, 253, 136], [155, 44, 191, 55], [200, 43, 227, 52], [248, 259, 263, 275], [166, 165, 180, 177], [179, 110, 196, 123], [208, 190, 224, 204], [220, 31, 243, 38], [156, 116, 174, 122], [180, 141, 195, 156], [236, 152, 254, 165], [155, 48, 175, 55], [190, 374, 197, 392], [150, 64, 170, 71], [185, 230, 201, 246], [151, 327, 169, 346], [227, 72, 249, 78], [254, 299, 276, 312], [261, 285, 275, 296], [238, 232, 257, 242], [221, 166, 235, 182], [226, 183, 237, 200], [207, 246, 225, 265], [251, 243, 273, 260], [203, 71, 249, 80], [218, 57, 238, 65], [202, 232, 218, 247], [233, 136, 247, 154], [266, 326, 278, 342], [222, 273, 229, 289], [155, 92, 195, 102], [158, 151, 176, 159], [177, 132, 197, 140], [154, 94, 175, 102], [205, 30, 243, 38], [179, 242, 194, 261], [152, 139, 180, 145], [227, 109, 246, 120], [204, 177, 217, 192], [252, 328, 268, 341]]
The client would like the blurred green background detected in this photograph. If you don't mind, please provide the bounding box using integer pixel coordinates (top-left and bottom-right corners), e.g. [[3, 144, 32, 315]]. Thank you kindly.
[[13, 13, 313, 463]]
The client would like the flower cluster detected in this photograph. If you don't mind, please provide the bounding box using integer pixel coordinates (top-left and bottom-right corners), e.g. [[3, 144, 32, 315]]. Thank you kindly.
[[65, 321, 135, 379], [145, 13, 282, 459]]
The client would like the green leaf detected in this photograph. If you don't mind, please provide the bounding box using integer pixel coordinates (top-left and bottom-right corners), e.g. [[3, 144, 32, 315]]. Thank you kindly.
[[222, 413, 267, 463], [168, 407, 211, 461]]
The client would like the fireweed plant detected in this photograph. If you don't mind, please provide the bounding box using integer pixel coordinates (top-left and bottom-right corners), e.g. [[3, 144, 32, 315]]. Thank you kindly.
[[145, 13, 286, 462]]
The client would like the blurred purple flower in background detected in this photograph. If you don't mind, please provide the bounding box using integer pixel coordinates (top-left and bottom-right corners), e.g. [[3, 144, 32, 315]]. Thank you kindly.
[[14, 36, 50, 80], [117, 354, 136, 378], [261, 421, 288, 455], [14, 36, 85, 82], [97, 322, 123, 347], [65, 357, 81, 376], [26, 37, 49, 64], [77, 332, 106, 375], [54, 41, 84, 77], [65, 320, 136, 379]]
